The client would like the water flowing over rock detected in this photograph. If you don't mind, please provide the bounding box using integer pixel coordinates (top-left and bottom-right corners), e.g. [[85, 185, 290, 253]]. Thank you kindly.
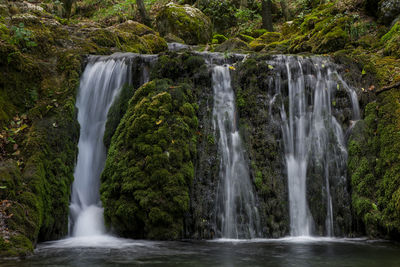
[[264, 55, 360, 236], [69, 55, 132, 237], [212, 65, 261, 239]]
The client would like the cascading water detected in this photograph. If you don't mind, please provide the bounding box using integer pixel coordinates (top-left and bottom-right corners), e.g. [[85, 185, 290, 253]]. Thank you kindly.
[[69, 55, 132, 237], [267, 56, 360, 237], [213, 65, 260, 239]]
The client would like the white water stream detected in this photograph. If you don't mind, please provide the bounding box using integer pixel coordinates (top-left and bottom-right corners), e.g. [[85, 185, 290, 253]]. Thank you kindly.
[[69, 55, 131, 237], [213, 65, 260, 239]]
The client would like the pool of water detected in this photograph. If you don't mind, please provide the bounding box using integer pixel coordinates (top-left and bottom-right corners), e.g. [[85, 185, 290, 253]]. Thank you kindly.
[[2, 236, 400, 267]]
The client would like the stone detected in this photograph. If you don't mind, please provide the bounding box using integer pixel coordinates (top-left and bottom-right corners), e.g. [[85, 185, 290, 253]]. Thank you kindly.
[[379, 0, 400, 25], [156, 3, 212, 45]]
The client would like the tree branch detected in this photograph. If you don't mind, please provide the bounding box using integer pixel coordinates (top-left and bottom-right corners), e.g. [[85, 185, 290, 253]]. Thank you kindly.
[[375, 81, 400, 95]]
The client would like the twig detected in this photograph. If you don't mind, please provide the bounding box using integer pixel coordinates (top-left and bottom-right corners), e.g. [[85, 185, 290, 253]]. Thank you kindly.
[[376, 81, 400, 95]]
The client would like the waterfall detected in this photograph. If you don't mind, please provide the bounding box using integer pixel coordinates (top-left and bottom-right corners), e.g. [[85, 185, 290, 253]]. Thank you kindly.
[[69, 55, 132, 237], [268, 56, 360, 236], [213, 65, 260, 239]]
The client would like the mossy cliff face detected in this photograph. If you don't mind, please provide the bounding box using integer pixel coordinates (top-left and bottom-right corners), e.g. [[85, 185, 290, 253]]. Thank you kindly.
[[0, 1, 166, 257], [156, 3, 212, 45], [0, 48, 81, 257], [348, 90, 400, 239], [100, 79, 198, 239]]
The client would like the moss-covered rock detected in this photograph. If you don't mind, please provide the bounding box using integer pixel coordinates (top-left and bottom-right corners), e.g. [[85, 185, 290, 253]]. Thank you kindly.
[[156, 3, 212, 45], [214, 38, 250, 52], [164, 33, 185, 44], [101, 79, 198, 239], [107, 21, 167, 54], [211, 34, 228, 44], [249, 32, 282, 51], [101, 53, 209, 240], [313, 25, 349, 53], [112, 20, 155, 36], [349, 90, 400, 239], [237, 34, 255, 43], [381, 22, 400, 58]]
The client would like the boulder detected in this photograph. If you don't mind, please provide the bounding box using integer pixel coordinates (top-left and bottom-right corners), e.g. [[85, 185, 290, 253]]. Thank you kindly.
[[249, 32, 282, 51], [379, 0, 400, 25], [156, 3, 212, 45], [214, 38, 250, 52]]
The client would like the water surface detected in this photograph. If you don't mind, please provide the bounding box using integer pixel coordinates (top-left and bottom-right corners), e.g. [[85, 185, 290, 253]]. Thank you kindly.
[[2, 237, 400, 267]]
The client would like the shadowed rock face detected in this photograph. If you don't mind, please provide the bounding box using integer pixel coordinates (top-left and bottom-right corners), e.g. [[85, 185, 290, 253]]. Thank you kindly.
[[379, 0, 400, 25], [233, 55, 358, 238]]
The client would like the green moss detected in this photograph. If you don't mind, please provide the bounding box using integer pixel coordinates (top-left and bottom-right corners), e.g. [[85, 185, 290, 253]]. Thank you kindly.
[[214, 38, 250, 52], [237, 34, 254, 43], [374, 56, 400, 86], [0, 234, 33, 258], [244, 29, 267, 38], [263, 39, 291, 53], [249, 32, 282, 51], [381, 22, 400, 43], [313, 26, 349, 53], [156, 3, 212, 45], [349, 90, 400, 238], [381, 22, 400, 58], [89, 28, 119, 47], [101, 79, 198, 239], [212, 34, 228, 44], [141, 34, 168, 54], [112, 20, 155, 36], [151, 52, 209, 86]]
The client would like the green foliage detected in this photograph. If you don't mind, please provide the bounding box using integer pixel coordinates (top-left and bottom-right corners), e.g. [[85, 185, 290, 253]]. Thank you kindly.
[[9, 23, 37, 51], [198, 0, 237, 33]]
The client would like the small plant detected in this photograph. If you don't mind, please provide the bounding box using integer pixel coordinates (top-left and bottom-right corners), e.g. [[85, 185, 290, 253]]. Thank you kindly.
[[9, 23, 37, 51]]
